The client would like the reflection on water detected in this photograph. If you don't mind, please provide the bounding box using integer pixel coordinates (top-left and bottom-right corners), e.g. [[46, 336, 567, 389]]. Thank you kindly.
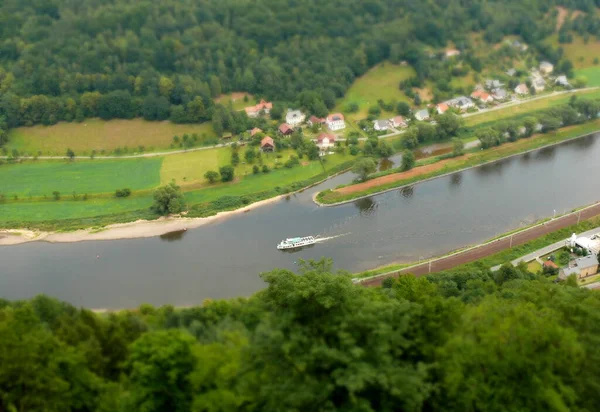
[[354, 197, 378, 215], [476, 158, 512, 177], [520, 152, 531, 164], [278, 244, 316, 254], [450, 173, 462, 186], [400, 185, 414, 198], [535, 145, 556, 161], [378, 158, 394, 172], [159, 230, 188, 242]]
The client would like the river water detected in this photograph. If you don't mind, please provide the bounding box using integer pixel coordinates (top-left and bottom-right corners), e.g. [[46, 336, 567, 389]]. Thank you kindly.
[[2, 134, 600, 309]]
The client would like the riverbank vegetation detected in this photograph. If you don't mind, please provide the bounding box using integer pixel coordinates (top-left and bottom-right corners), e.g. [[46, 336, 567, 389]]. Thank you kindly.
[[2, 258, 600, 411], [317, 98, 600, 205]]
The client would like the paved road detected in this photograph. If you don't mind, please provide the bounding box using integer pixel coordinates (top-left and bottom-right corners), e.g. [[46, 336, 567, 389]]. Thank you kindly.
[[490, 226, 600, 271], [360, 202, 600, 287]]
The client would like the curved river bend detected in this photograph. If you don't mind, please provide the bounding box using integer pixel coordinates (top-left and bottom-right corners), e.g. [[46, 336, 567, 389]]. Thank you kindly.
[[2, 134, 600, 309]]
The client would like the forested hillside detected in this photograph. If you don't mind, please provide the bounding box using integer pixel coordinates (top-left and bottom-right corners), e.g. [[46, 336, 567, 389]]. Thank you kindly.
[[1, 259, 600, 411], [0, 0, 597, 134]]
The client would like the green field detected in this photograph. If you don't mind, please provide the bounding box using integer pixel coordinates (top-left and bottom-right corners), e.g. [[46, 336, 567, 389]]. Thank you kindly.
[[215, 92, 253, 110], [465, 89, 600, 127], [7, 119, 216, 155], [0, 147, 353, 229], [160, 147, 300, 188], [548, 34, 600, 69], [576, 66, 600, 87], [334, 63, 415, 120], [1, 158, 162, 197]]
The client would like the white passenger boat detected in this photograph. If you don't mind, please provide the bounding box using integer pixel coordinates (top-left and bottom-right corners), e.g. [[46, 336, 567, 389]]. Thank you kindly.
[[277, 236, 317, 250]]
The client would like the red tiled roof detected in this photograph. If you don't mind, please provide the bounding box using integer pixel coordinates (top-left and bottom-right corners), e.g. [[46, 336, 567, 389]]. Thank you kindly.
[[543, 260, 559, 269], [317, 133, 335, 143], [327, 113, 344, 122], [250, 127, 263, 136], [245, 99, 273, 114], [309, 115, 326, 124], [392, 116, 405, 124], [437, 103, 449, 113], [278, 123, 293, 134], [260, 136, 274, 147]]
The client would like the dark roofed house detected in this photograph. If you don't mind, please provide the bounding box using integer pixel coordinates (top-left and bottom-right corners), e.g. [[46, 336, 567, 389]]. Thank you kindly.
[[260, 136, 275, 152], [278, 123, 293, 135], [308, 115, 326, 127]]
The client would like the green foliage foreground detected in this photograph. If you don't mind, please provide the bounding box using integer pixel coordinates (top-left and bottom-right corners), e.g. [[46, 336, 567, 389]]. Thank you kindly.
[[1, 259, 600, 411]]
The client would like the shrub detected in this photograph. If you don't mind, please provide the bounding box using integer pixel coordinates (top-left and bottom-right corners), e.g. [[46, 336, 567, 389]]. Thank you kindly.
[[115, 188, 132, 197], [220, 165, 235, 182], [262, 165, 270, 173], [253, 165, 260, 174], [52, 191, 60, 200]]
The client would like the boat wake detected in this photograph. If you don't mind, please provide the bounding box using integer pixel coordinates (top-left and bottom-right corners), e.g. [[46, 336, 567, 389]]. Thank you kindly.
[[315, 233, 351, 243]]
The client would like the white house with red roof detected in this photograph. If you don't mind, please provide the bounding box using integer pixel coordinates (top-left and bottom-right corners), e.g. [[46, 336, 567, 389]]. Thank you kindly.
[[244, 99, 273, 118], [470, 90, 494, 103], [389, 116, 407, 128], [326, 113, 346, 131], [315, 133, 336, 150], [436, 103, 450, 115]]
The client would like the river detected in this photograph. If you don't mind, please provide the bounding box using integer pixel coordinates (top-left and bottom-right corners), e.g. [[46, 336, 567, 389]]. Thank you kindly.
[[2, 134, 600, 309]]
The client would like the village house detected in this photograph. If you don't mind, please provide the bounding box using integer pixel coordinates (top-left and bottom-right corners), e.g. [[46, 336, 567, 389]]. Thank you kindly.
[[278, 123, 293, 136], [559, 254, 599, 280], [491, 88, 508, 100], [506, 68, 517, 77], [250, 127, 263, 137], [447, 96, 475, 112], [532, 77, 546, 93], [244, 99, 273, 118], [260, 136, 275, 152], [470, 90, 494, 103], [373, 119, 390, 131], [307, 115, 326, 127], [539, 61, 554, 75], [512, 40, 528, 51], [436, 102, 450, 114], [326, 113, 346, 131], [568, 233, 600, 255], [316, 133, 336, 150], [543, 260, 559, 271], [555, 75, 571, 87], [389, 115, 407, 128], [285, 109, 305, 126], [514, 83, 529, 95], [415, 109, 430, 121]]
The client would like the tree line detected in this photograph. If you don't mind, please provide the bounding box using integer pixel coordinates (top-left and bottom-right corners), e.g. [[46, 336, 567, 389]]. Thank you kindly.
[[1, 258, 600, 411]]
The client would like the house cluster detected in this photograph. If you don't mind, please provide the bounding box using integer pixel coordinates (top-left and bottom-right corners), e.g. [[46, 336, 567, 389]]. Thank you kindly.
[[555, 233, 600, 281], [373, 115, 408, 131], [253, 107, 346, 152], [436, 96, 476, 115]]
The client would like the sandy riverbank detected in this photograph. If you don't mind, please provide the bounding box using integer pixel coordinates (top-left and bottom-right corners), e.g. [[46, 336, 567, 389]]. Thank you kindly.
[[0, 195, 283, 246]]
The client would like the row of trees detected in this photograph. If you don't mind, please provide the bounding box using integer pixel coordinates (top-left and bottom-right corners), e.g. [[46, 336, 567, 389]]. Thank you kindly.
[[2, 259, 600, 411], [478, 97, 600, 149]]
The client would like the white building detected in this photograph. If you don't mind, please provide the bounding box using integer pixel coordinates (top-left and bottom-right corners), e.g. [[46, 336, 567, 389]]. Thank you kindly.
[[373, 119, 389, 131], [285, 109, 305, 126], [326, 113, 346, 131], [514, 84, 529, 95], [415, 109, 430, 121], [316, 133, 336, 150], [555, 75, 571, 87], [540, 61, 554, 75]]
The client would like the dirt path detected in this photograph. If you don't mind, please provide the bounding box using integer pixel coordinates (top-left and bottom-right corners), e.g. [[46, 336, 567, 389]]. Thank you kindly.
[[360, 202, 600, 287], [336, 154, 470, 195]]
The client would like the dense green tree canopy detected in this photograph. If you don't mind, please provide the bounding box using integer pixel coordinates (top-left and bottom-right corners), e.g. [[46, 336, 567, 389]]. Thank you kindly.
[[0, 0, 586, 131], [2, 260, 600, 410]]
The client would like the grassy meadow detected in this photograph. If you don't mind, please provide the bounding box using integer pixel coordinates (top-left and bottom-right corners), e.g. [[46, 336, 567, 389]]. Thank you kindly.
[[1, 158, 162, 197], [161, 147, 308, 188], [576, 66, 600, 87], [334, 63, 416, 120], [548, 34, 600, 69], [7, 119, 216, 155], [215, 92, 253, 111]]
